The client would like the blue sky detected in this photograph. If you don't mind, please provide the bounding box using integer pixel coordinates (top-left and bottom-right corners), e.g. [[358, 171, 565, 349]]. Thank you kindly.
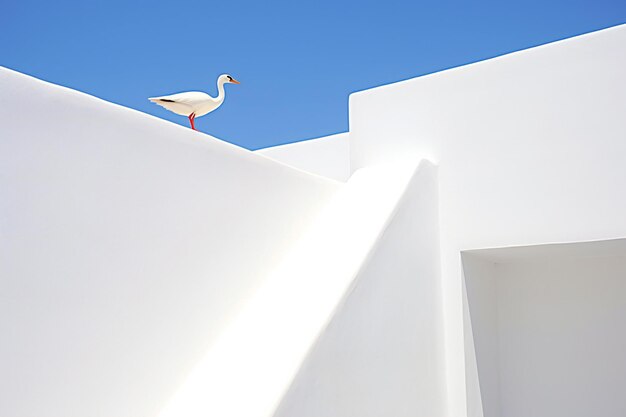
[[2, 0, 624, 149]]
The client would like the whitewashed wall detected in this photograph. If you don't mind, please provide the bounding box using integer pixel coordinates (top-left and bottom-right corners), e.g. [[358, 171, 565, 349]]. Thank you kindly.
[[256, 133, 350, 182], [463, 240, 626, 417], [3, 22, 625, 417], [349, 24, 626, 416], [0, 67, 340, 417], [156, 161, 446, 417], [273, 161, 447, 417]]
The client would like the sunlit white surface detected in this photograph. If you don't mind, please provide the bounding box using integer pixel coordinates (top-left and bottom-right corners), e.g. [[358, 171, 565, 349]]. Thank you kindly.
[[350, 24, 626, 416], [159, 161, 434, 417], [256, 132, 350, 182], [273, 161, 447, 417], [0, 66, 339, 417], [2, 23, 625, 417]]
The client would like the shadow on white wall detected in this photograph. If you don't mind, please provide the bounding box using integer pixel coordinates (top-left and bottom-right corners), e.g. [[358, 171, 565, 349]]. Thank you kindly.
[[463, 239, 626, 417]]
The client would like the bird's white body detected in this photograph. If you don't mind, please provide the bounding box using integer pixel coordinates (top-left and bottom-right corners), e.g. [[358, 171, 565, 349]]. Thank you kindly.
[[149, 74, 240, 130], [150, 91, 222, 116]]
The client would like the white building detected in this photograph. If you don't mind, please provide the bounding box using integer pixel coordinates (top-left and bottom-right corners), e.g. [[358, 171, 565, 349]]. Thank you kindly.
[[1, 24, 625, 417]]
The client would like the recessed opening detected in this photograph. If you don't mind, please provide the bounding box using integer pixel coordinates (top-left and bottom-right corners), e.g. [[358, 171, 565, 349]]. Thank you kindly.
[[462, 239, 626, 417]]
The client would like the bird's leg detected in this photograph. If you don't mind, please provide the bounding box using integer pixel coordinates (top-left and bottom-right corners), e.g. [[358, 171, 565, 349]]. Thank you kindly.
[[188, 113, 196, 130]]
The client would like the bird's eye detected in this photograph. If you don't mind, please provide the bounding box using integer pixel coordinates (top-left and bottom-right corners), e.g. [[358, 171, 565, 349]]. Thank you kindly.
[[227, 76, 232, 80]]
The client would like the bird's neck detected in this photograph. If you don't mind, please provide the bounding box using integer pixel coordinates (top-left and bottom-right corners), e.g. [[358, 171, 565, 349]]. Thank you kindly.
[[216, 79, 226, 102]]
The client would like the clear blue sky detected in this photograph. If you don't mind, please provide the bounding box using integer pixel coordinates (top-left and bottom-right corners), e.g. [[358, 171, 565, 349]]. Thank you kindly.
[[2, 0, 624, 149]]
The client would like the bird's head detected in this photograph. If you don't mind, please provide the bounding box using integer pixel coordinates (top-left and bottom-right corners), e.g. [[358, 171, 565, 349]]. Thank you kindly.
[[219, 74, 240, 85]]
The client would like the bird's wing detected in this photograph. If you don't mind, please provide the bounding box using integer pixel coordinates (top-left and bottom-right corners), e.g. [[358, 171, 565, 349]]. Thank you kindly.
[[149, 91, 213, 115], [149, 91, 212, 106]]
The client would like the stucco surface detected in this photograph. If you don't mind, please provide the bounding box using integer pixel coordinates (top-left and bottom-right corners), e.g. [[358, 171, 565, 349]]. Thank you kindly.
[[349, 24, 626, 416], [273, 161, 447, 417], [256, 133, 350, 182], [463, 241, 626, 417], [2, 23, 626, 417], [0, 67, 339, 417]]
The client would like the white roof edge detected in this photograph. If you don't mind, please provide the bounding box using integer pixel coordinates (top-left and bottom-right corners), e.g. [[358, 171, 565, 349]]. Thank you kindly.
[[349, 23, 626, 99]]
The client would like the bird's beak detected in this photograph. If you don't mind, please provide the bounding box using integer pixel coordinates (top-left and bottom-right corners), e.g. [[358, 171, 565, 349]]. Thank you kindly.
[[230, 78, 241, 84]]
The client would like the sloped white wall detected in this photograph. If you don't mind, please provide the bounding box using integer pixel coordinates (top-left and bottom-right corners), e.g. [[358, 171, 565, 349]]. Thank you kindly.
[[157, 161, 445, 417], [256, 133, 350, 182], [0, 67, 340, 417], [463, 240, 626, 417], [349, 24, 626, 416], [272, 161, 447, 417]]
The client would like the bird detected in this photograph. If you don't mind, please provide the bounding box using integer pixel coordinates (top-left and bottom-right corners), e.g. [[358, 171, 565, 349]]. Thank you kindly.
[[149, 74, 240, 130]]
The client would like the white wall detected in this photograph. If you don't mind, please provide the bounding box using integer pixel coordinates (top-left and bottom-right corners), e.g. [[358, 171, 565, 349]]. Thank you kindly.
[[349, 24, 626, 416], [462, 256, 499, 417], [272, 161, 447, 417], [256, 133, 350, 182], [463, 240, 626, 417], [155, 160, 445, 417], [0, 67, 340, 417], [4, 23, 626, 417]]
